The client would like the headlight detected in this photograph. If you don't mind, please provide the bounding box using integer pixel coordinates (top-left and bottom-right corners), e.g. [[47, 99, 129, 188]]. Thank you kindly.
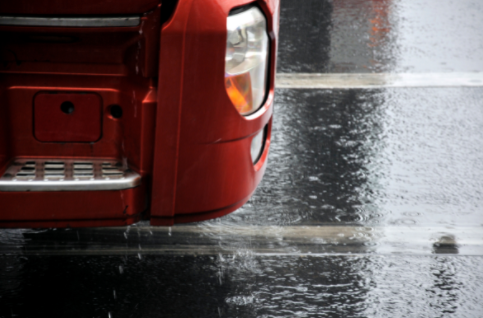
[[225, 6, 269, 116]]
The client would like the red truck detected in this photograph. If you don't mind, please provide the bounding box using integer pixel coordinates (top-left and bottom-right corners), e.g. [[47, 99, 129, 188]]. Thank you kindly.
[[0, 0, 279, 227]]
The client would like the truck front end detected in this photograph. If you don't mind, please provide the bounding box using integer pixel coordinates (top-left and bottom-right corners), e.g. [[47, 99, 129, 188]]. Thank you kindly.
[[0, 0, 279, 227]]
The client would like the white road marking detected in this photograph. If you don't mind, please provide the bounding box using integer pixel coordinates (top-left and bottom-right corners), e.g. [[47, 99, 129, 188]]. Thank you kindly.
[[3, 225, 482, 256], [276, 73, 483, 89]]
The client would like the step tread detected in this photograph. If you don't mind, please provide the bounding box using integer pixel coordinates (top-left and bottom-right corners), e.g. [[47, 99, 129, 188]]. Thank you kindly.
[[0, 159, 141, 192]]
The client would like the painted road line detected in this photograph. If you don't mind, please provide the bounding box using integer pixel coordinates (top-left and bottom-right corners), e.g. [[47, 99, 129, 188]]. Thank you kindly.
[[1, 225, 482, 256], [275, 73, 483, 89]]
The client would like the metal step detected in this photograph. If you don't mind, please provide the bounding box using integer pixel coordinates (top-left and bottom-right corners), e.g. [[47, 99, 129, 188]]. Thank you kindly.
[[0, 159, 141, 192]]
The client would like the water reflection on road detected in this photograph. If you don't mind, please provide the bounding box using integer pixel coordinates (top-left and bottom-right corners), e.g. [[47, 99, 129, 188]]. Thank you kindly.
[[1, 252, 482, 317], [278, 0, 483, 73], [230, 88, 483, 228]]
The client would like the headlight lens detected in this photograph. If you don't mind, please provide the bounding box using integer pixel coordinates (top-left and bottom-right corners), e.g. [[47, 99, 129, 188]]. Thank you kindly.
[[225, 6, 269, 116]]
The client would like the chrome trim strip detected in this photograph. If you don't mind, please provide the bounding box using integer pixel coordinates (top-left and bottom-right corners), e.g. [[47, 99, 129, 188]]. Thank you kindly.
[[0, 159, 141, 191], [0, 16, 140, 27]]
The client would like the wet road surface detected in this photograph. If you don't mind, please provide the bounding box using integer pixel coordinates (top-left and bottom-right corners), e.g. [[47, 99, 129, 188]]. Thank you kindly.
[[1, 0, 483, 317], [278, 0, 483, 73]]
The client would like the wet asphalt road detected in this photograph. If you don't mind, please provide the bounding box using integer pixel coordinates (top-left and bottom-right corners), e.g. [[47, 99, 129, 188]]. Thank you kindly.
[[278, 0, 483, 73], [1, 0, 483, 317]]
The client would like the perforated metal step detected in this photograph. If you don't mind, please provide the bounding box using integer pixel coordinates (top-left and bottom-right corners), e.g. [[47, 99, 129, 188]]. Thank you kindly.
[[0, 159, 141, 191]]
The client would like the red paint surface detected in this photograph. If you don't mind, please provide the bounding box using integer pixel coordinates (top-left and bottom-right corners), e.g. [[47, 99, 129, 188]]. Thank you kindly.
[[0, 7, 161, 227], [0, 186, 146, 221], [34, 92, 102, 142], [0, 0, 280, 227], [151, 0, 280, 223], [0, 0, 160, 15]]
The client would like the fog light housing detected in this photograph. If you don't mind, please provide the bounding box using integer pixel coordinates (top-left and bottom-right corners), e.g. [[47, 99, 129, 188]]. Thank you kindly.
[[225, 6, 269, 116], [251, 128, 266, 164]]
